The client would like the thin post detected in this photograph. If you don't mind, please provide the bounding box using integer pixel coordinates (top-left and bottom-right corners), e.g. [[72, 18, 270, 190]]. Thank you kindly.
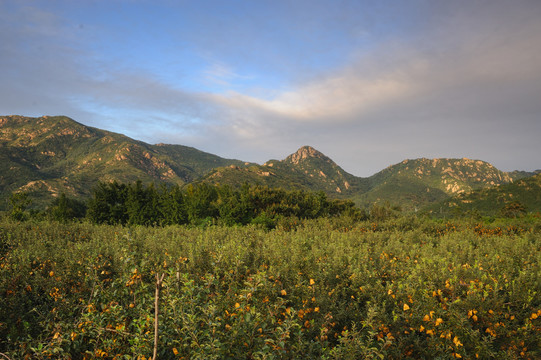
[[153, 272, 165, 360]]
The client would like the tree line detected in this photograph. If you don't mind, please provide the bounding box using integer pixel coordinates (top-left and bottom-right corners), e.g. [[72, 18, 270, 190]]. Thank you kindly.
[[7, 181, 367, 228], [87, 181, 365, 227]]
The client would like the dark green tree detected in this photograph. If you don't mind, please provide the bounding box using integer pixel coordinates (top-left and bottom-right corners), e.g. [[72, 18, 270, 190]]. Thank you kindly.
[[8, 192, 31, 221], [47, 193, 87, 222], [83, 180, 367, 228], [158, 184, 187, 225], [214, 185, 250, 225], [183, 183, 218, 225], [126, 181, 160, 225], [87, 181, 129, 224]]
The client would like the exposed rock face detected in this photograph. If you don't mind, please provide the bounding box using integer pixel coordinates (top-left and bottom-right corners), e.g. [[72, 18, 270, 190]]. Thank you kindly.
[[279, 146, 363, 194], [285, 146, 331, 165], [376, 157, 516, 195]]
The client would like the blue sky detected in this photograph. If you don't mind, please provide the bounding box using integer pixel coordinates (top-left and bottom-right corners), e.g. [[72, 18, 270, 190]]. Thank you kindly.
[[2, 0, 541, 176]]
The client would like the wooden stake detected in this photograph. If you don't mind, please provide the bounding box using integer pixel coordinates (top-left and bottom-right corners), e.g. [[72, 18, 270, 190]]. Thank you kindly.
[[0, 352, 13, 360], [153, 272, 165, 360]]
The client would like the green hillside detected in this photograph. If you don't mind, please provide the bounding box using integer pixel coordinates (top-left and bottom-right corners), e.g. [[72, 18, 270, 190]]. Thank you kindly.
[[200, 146, 369, 196], [200, 148, 539, 213], [0, 115, 248, 209], [1, 115, 539, 214], [279, 146, 370, 195], [355, 158, 524, 211], [426, 173, 541, 217]]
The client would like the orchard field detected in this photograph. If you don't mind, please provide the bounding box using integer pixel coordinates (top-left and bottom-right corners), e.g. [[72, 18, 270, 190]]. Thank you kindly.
[[1, 216, 541, 359]]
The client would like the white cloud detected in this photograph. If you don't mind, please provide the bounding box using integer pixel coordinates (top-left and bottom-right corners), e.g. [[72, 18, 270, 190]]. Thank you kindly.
[[202, 61, 251, 87], [181, 1, 541, 175], [1, 0, 541, 176]]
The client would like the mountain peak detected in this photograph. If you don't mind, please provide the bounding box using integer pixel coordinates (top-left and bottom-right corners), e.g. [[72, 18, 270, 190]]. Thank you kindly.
[[285, 146, 330, 165]]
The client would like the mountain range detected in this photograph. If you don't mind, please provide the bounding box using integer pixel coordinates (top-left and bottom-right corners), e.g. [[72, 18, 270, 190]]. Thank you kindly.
[[1, 115, 539, 215]]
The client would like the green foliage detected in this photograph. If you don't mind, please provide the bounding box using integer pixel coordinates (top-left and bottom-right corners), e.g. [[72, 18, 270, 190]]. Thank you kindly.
[[46, 193, 87, 222], [183, 183, 219, 225], [369, 202, 401, 222], [8, 192, 31, 221], [86, 181, 129, 224], [0, 217, 540, 358], [125, 181, 160, 226], [85, 181, 362, 228], [500, 201, 527, 218], [428, 173, 541, 217]]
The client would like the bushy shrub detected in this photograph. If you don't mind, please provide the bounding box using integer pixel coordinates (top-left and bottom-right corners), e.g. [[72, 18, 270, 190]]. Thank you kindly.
[[1, 218, 540, 358]]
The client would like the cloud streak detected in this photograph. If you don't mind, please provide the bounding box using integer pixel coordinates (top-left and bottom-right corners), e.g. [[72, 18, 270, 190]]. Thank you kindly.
[[190, 1, 541, 174], [1, 1, 540, 176]]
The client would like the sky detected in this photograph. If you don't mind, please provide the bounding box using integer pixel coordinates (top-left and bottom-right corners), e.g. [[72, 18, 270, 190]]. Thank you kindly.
[[1, 0, 541, 177]]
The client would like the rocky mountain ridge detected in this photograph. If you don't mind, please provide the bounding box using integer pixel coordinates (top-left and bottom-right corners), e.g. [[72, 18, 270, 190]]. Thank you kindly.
[[1, 115, 538, 212], [0, 115, 249, 207], [427, 173, 541, 216]]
